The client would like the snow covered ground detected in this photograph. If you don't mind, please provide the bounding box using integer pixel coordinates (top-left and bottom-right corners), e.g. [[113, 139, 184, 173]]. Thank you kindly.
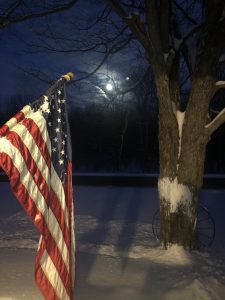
[[0, 183, 225, 299]]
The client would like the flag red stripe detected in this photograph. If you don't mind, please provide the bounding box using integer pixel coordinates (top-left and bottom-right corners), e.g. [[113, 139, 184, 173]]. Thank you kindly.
[[0, 124, 9, 136], [65, 162, 75, 287], [0, 152, 72, 296], [22, 118, 51, 169], [1, 112, 71, 251], [0, 81, 75, 299], [0, 111, 26, 136], [36, 263, 61, 300], [35, 237, 72, 296], [4, 130, 71, 250], [40, 237, 72, 296], [5, 131, 50, 201], [50, 187, 70, 248], [34, 239, 61, 300], [14, 111, 26, 123], [0, 152, 44, 231]]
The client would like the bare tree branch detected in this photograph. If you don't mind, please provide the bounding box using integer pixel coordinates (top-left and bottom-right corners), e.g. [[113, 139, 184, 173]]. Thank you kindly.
[[174, 1, 198, 25], [215, 81, 225, 90], [205, 107, 225, 136], [117, 66, 151, 95], [120, 1, 144, 10], [13, 19, 132, 55], [76, 5, 112, 31], [74, 37, 132, 83], [106, 0, 149, 50], [0, 0, 78, 29]]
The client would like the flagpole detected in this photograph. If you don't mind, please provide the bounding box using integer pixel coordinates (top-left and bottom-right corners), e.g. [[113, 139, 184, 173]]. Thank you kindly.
[[0, 73, 74, 137], [61, 72, 74, 82]]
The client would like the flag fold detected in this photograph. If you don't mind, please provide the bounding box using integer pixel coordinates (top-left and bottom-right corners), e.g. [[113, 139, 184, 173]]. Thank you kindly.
[[0, 77, 76, 300]]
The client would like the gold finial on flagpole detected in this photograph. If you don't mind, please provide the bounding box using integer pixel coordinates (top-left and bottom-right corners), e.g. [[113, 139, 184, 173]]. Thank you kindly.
[[62, 72, 74, 82]]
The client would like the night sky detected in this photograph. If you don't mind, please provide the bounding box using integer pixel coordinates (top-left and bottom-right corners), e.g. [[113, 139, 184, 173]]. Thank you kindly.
[[0, 1, 139, 112], [0, 1, 158, 174], [1, 1, 225, 174]]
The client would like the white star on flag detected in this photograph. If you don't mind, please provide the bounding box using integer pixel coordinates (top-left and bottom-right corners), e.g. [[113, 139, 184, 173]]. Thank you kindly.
[[0, 73, 76, 300]]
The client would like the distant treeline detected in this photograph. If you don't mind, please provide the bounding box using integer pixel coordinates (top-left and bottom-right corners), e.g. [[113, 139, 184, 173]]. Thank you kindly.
[[1, 93, 225, 174], [69, 101, 159, 173], [69, 103, 225, 174]]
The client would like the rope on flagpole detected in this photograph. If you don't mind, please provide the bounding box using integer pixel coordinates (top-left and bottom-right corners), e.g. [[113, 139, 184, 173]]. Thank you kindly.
[[61, 72, 74, 82]]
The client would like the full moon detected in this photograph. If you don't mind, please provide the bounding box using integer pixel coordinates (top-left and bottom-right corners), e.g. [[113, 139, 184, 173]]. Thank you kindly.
[[106, 83, 113, 91]]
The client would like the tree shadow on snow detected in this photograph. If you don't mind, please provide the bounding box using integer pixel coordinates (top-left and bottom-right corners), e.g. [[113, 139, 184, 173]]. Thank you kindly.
[[77, 186, 158, 280]]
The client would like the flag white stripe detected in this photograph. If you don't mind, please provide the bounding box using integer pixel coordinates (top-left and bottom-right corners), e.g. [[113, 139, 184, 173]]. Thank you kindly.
[[0, 137, 70, 271], [29, 111, 69, 225], [30, 111, 70, 222], [26, 110, 51, 153], [50, 166, 69, 226], [11, 123, 51, 185], [10, 117, 69, 226], [0, 137, 47, 213], [5, 117, 18, 131], [0, 80, 75, 300], [5, 105, 31, 131], [40, 250, 70, 300]]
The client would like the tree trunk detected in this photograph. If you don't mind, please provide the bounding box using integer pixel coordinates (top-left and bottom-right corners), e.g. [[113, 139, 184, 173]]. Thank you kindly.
[[154, 72, 210, 250], [158, 134, 209, 250]]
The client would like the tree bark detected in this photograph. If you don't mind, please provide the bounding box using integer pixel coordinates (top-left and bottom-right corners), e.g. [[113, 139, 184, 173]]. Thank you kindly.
[[156, 75, 210, 250], [159, 191, 199, 250], [158, 169, 203, 250]]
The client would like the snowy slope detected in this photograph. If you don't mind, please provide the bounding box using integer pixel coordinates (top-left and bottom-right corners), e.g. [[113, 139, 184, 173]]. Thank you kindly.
[[0, 184, 225, 299]]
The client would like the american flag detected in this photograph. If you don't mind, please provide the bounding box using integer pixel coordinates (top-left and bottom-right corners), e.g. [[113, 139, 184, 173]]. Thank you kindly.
[[0, 75, 76, 299]]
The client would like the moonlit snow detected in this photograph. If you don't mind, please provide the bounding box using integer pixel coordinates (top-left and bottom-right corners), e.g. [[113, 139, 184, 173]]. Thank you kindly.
[[0, 182, 225, 299]]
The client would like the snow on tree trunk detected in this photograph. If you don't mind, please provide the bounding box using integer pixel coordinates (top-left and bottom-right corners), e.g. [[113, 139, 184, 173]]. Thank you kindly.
[[158, 177, 199, 250], [149, 55, 216, 249], [157, 100, 209, 250], [154, 72, 210, 250], [157, 100, 210, 250]]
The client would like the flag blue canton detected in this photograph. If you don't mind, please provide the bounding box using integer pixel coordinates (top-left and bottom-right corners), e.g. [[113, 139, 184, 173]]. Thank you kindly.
[[31, 78, 72, 183]]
